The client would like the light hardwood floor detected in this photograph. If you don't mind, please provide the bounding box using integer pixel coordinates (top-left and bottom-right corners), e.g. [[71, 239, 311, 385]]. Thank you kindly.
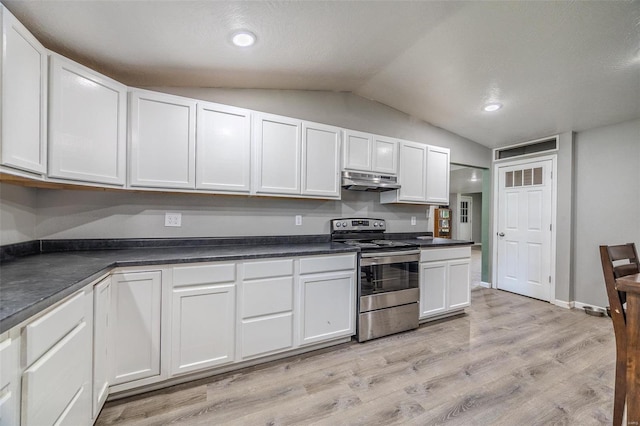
[[96, 288, 616, 425]]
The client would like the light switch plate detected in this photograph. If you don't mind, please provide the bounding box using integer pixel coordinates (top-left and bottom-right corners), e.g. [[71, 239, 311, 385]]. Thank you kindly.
[[295, 215, 302, 226], [411, 216, 417, 226]]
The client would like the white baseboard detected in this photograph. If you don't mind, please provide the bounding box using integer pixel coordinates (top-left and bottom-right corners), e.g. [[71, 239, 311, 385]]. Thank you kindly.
[[479, 281, 491, 288], [553, 299, 574, 309]]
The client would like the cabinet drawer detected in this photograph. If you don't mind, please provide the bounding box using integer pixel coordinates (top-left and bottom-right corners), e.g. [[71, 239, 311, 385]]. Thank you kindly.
[[173, 263, 236, 287], [23, 290, 85, 367], [242, 277, 293, 318], [243, 259, 293, 280], [241, 313, 293, 359], [21, 321, 90, 426], [420, 247, 471, 262], [0, 335, 17, 390], [299, 254, 356, 275]]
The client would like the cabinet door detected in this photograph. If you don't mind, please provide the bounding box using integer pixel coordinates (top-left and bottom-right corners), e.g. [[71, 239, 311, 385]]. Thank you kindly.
[[253, 113, 301, 195], [0, 6, 47, 174], [92, 277, 111, 418], [196, 102, 251, 192], [342, 129, 372, 172], [426, 145, 450, 204], [448, 259, 471, 310], [129, 90, 196, 189], [0, 333, 20, 426], [398, 141, 427, 202], [420, 261, 447, 319], [300, 271, 355, 346], [301, 122, 341, 199], [49, 55, 126, 185], [372, 135, 398, 175], [110, 271, 162, 385], [170, 284, 235, 376]]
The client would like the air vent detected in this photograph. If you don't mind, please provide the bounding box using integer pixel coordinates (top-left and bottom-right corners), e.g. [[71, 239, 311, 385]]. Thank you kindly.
[[495, 137, 558, 160]]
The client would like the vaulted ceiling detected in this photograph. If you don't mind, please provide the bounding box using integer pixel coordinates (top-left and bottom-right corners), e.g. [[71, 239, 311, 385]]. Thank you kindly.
[[3, 0, 639, 148]]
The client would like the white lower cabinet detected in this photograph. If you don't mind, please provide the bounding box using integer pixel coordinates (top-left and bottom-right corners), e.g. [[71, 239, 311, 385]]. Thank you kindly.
[[170, 263, 236, 376], [299, 254, 356, 346], [0, 332, 20, 426], [419, 247, 471, 320], [20, 288, 93, 426], [239, 259, 294, 359], [92, 277, 111, 419], [110, 270, 162, 387]]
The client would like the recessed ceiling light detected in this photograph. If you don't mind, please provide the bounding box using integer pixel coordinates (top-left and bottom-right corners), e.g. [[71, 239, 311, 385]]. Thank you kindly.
[[231, 30, 256, 47], [483, 103, 503, 112]]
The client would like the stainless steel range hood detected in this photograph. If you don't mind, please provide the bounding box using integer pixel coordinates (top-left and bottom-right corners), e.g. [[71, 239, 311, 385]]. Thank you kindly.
[[341, 171, 400, 192]]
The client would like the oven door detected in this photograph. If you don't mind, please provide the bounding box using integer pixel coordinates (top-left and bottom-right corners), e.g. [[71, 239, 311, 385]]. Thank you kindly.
[[360, 250, 420, 297]]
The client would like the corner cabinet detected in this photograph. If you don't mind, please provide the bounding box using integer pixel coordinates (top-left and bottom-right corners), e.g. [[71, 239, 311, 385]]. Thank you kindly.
[[196, 102, 251, 193], [128, 90, 196, 189], [342, 130, 398, 175], [48, 54, 127, 185], [253, 113, 341, 199], [110, 270, 163, 388], [0, 5, 48, 175], [419, 247, 471, 320]]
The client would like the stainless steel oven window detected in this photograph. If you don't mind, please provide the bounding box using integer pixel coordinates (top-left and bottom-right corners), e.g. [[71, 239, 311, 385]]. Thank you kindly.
[[360, 252, 419, 296]]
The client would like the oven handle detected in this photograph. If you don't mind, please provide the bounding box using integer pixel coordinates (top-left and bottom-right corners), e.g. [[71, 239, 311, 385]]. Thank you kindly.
[[360, 250, 420, 265]]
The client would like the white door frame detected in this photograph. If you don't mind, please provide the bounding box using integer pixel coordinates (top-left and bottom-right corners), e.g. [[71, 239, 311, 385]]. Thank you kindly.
[[491, 154, 557, 303]]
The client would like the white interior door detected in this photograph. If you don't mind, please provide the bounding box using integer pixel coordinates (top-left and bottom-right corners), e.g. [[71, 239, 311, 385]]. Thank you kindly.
[[458, 195, 473, 241], [496, 159, 553, 301]]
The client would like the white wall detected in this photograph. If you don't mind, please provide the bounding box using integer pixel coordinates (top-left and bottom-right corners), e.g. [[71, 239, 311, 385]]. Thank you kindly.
[[0, 183, 38, 244], [33, 187, 431, 239], [572, 118, 640, 307]]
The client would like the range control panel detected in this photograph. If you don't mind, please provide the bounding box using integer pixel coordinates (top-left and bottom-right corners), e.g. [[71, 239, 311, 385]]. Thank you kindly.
[[331, 218, 386, 232]]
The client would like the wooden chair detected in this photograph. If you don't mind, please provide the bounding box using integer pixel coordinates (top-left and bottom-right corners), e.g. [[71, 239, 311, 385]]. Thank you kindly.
[[600, 243, 640, 426]]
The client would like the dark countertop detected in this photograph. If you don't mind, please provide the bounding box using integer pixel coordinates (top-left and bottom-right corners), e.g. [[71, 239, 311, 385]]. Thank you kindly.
[[0, 235, 473, 333]]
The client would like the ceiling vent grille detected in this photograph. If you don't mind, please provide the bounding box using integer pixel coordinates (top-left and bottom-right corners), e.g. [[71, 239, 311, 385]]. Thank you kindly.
[[494, 137, 558, 160]]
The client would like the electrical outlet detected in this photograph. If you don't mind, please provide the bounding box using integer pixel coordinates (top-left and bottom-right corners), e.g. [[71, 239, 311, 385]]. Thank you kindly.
[[295, 215, 302, 226], [165, 212, 182, 227], [411, 216, 417, 226]]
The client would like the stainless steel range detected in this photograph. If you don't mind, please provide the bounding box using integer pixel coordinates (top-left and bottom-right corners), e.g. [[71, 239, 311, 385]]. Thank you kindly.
[[331, 218, 420, 342]]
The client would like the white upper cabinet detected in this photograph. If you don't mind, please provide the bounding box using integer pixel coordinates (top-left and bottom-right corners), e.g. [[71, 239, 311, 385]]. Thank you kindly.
[[425, 145, 450, 204], [196, 102, 251, 193], [372, 134, 398, 175], [48, 55, 126, 185], [380, 141, 450, 205], [253, 114, 340, 199], [342, 130, 372, 172], [399, 141, 427, 202], [301, 122, 341, 199], [343, 130, 398, 175], [129, 90, 196, 189], [0, 6, 47, 174], [252, 113, 301, 195]]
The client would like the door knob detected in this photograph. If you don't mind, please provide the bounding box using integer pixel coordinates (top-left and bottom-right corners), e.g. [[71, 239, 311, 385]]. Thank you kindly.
[[498, 232, 505, 237]]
